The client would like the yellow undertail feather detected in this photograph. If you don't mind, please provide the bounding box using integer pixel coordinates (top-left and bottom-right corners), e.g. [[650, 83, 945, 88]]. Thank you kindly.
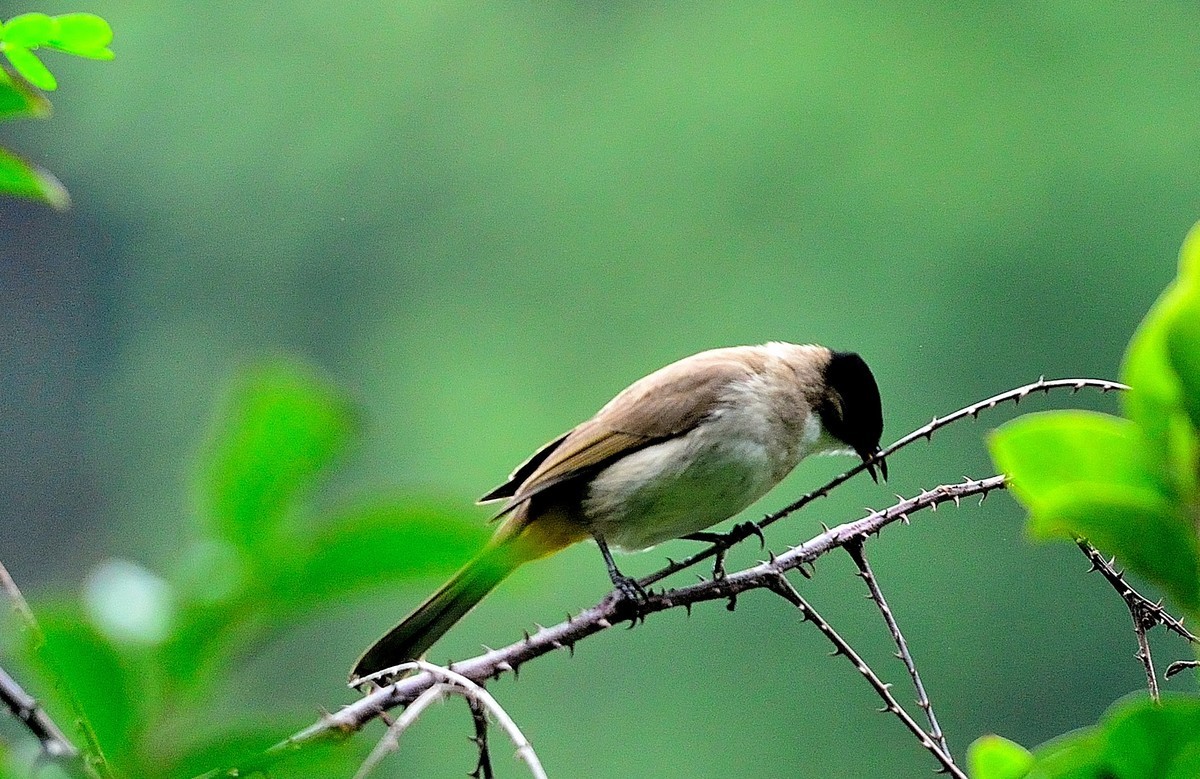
[[350, 507, 587, 682]]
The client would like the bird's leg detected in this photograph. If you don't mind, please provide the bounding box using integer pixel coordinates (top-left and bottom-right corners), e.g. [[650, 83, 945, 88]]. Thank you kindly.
[[593, 534, 648, 606]]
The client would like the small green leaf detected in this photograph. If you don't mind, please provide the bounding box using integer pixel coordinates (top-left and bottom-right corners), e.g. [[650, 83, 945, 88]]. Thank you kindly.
[[990, 411, 1168, 503], [0, 147, 68, 207], [1, 13, 56, 47], [46, 13, 112, 54], [968, 735, 1033, 779], [201, 363, 357, 555], [0, 76, 50, 120], [21, 601, 151, 772], [3, 45, 57, 90], [1032, 485, 1200, 611]]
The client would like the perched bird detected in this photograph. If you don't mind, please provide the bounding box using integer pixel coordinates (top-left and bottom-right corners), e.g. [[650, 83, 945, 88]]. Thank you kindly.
[[351, 343, 885, 681]]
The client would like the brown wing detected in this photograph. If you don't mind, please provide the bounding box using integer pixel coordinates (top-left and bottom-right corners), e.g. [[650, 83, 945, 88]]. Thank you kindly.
[[478, 431, 571, 503], [488, 348, 759, 519]]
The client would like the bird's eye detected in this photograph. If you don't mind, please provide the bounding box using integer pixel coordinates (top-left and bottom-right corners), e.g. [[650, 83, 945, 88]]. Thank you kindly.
[[826, 392, 845, 422]]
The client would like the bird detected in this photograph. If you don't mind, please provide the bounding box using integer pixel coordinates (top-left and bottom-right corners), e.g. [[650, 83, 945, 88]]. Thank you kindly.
[[351, 342, 886, 682]]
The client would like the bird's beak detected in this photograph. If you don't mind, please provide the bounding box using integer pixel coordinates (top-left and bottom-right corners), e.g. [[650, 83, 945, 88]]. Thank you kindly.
[[860, 446, 888, 484]]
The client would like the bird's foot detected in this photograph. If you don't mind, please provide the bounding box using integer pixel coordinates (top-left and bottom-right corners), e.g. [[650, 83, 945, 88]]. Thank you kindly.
[[683, 521, 765, 549], [608, 574, 651, 626]]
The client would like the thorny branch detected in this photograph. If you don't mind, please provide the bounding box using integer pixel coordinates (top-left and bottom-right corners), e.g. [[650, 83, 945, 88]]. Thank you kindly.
[[643, 377, 1127, 586], [766, 574, 968, 779], [179, 375, 1173, 778], [845, 539, 949, 756], [1075, 539, 1199, 700], [468, 697, 495, 779], [251, 475, 1006, 773]]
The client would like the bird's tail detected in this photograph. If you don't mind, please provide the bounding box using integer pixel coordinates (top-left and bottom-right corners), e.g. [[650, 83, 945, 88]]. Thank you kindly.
[[350, 510, 585, 682]]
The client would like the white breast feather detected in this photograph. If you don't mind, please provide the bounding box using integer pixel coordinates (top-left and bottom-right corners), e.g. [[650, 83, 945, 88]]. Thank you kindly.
[[583, 370, 830, 551]]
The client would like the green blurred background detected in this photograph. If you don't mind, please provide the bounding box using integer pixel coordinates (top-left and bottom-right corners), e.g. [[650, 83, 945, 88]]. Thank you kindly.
[[3, 2, 1199, 776]]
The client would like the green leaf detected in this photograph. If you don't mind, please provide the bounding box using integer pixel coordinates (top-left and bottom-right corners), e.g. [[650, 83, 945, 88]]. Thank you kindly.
[[21, 602, 151, 772], [0, 147, 68, 207], [0, 76, 50, 120], [969, 735, 1033, 779], [164, 717, 371, 778], [991, 411, 1200, 608], [1165, 282, 1200, 436], [1031, 485, 1199, 611], [1102, 695, 1200, 779], [1018, 696, 1200, 778], [46, 13, 112, 55], [280, 501, 491, 604], [1, 13, 56, 47], [1122, 222, 1200, 482], [201, 363, 357, 554], [990, 411, 1168, 503], [59, 45, 113, 61], [3, 45, 56, 90]]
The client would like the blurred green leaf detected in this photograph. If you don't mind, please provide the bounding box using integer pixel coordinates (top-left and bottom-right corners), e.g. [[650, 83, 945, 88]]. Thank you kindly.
[[2, 45, 56, 90], [46, 13, 112, 55], [282, 501, 490, 603], [999, 696, 1200, 778], [990, 411, 1168, 501], [1025, 734, 1104, 779], [1, 13, 55, 47], [1101, 696, 1200, 779], [201, 363, 357, 555], [165, 719, 368, 779], [0, 76, 49, 120], [23, 602, 150, 772], [968, 735, 1033, 779], [0, 146, 67, 207]]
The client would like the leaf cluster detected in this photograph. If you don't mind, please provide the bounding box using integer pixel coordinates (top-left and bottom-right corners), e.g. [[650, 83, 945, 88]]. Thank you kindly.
[[974, 223, 1200, 777], [992, 222, 1200, 613], [0, 12, 114, 208], [5, 363, 487, 778], [0, 13, 113, 91]]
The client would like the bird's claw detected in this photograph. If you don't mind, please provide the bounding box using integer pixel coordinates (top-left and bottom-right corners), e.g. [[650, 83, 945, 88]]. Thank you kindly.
[[610, 575, 651, 626], [731, 521, 766, 548]]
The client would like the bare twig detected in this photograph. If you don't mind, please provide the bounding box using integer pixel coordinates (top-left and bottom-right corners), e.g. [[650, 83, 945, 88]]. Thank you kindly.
[[0, 561, 40, 634], [765, 573, 968, 779], [845, 539, 949, 755], [352, 661, 547, 779], [247, 476, 1004, 770], [643, 377, 1125, 587]]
